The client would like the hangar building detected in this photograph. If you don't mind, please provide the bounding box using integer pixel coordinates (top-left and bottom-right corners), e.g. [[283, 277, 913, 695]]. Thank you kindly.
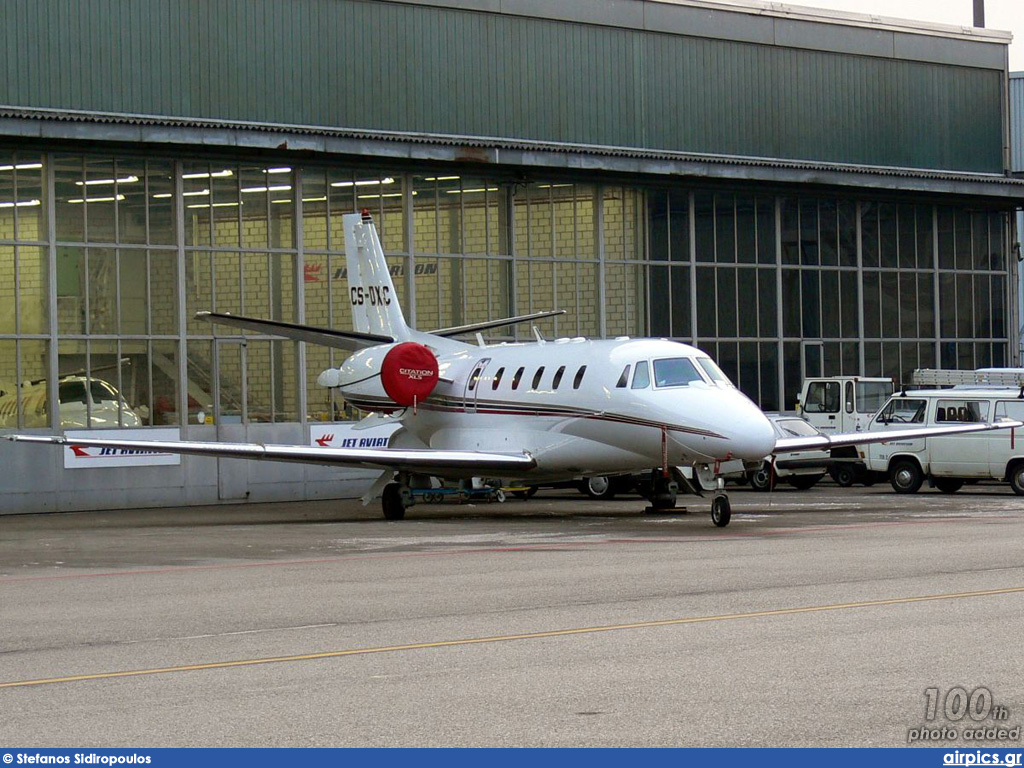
[[1, 0, 1023, 512]]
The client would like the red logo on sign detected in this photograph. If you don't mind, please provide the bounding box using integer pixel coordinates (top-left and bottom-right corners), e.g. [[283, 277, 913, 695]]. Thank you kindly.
[[70, 445, 91, 457], [315, 434, 334, 447], [304, 263, 323, 283]]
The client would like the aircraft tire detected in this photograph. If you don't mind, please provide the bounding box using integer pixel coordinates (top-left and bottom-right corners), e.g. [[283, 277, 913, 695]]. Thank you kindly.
[[382, 483, 407, 520], [933, 477, 964, 494], [889, 459, 923, 494], [711, 496, 731, 527]]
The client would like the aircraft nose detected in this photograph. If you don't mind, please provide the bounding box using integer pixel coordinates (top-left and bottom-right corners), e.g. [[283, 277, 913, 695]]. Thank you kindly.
[[722, 397, 777, 460]]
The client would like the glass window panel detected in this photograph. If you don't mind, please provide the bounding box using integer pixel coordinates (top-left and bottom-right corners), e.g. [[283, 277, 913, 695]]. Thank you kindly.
[[14, 156, 44, 243], [991, 274, 1005, 338], [0, 163, 14, 242], [649, 264, 671, 337], [916, 204, 933, 269], [605, 263, 645, 338], [238, 167, 270, 249], [865, 341, 882, 377], [971, 211, 987, 270], [988, 212, 1005, 272], [185, 251, 212, 335], [87, 248, 118, 334], [897, 204, 916, 269], [819, 200, 837, 267], [21, 340, 50, 428], [213, 251, 242, 318], [957, 342, 973, 370], [717, 341, 738, 388], [696, 266, 716, 337], [781, 269, 800, 337], [736, 195, 755, 265], [974, 275, 991, 338], [715, 194, 735, 263], [783, 341, 801, 407], [182, 162, 214, 247], [837, 201, 857, 268], [800, 271, 819, 338], [759, 342, 778, 411], [992, 343, 1006, 368], [668, 191, 689, 263], [151, 340, 179, 426], [956, 275, 973, 338], [87, 339, 123, 427], [917, 273, 934, 339], [861, 202, 879, 268], [975, 343, 992, 369], [881, 272, 899, 339], [670, 266, 690, 338], [820, 270, 839, 338], [900, 342, 918, 385], [328, 169, 358, 252], [147, 160, 176, 246], [737, 341, 759, 401], [301, 170, 329, 251], [939, 273, 956, 338], [756, 197, 775, 265], [119, 249, 148, 335], [694, 192, 714, 263], [268, 169, 295, 250], [841, 341, 859, 376], [56, 246, 84, 335], [245, 341, 273, 422], [716, 267, 736, 337], [882, 341, 900, 384], [918, 342, 935, 371], [0, 246, 14, 334], [936, 207, 954, 270], [758, 269, 776, 337], [83, 157, 117, 244], [150, 250, 178, 336], [214, 340, 243, 423], [954, 210, 971, 271], [780, 198, 799, 265], [799, 199, 818, 266], [602, 186, 627, 261], [737, 268, 757, 337], [899, 272, 917, 339], [840, 270, 858, 339], [824, 342, 841, 376], [55, 155, 85, 242], [647, 190, 669, 262], [878, 203, 897, 268], [862, 270, 880, 339], [0, 340, 18, 426], [118, 339, 150, 425], [116, 159, 148, 245]]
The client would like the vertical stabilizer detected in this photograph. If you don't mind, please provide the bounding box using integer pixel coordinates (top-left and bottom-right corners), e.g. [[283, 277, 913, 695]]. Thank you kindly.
[[343, 211, 410, 341]]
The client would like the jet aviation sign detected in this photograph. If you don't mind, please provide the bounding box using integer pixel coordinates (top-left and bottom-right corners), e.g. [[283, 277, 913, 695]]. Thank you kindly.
[[63, 429, 182, 469], [309, 422, 400, 449]]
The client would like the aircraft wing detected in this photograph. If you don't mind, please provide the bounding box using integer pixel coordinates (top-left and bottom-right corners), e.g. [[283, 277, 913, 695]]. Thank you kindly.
[[772, 420, 1023, 454], [195, 312, 394, 351], [4, 434, 536, 473]]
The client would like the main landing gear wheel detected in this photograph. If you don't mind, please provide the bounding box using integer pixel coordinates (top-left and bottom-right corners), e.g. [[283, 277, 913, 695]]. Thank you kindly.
[[889, 459, 924, 494], [711, 495, 731, 527], [381, 482, 408, 520]]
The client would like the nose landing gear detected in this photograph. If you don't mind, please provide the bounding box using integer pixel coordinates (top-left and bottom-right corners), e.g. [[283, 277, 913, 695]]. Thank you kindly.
[[710, 494, 731, 527]]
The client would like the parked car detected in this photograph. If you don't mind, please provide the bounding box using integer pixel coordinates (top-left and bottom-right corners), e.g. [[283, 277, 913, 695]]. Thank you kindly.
[[743, 413, 831, 491]]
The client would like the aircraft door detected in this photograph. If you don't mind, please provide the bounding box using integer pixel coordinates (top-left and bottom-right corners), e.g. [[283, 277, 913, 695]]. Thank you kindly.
[[463, 358, 491, 413]]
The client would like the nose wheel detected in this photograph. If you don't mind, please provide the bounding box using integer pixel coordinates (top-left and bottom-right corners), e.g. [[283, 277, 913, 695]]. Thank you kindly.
[[710, 494, 731, 527]]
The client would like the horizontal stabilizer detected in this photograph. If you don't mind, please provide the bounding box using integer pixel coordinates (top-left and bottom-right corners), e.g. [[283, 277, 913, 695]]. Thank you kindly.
[[196, 312, 393, 351], [5, 434, 536, 474], [773, 419, 1023, 454], [431, 310, 566, 337]]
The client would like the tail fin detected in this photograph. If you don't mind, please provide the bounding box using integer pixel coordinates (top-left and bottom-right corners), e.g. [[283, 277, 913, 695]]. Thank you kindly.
[[343, 211, 411, 341]]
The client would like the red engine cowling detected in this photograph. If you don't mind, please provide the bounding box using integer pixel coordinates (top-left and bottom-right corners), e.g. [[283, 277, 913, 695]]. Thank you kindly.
[[380, 342, 439, 406]]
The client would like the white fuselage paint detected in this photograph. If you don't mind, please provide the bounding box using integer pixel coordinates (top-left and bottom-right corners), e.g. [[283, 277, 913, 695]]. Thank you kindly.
[[337, 336, 777, 480]]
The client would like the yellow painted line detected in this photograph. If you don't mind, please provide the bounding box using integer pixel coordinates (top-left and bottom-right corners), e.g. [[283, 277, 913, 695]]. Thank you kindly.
[[3, 585, 1023, 690]]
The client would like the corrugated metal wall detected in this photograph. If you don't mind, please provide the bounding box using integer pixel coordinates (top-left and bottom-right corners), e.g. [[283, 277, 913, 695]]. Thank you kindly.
[[1012, 74, 1024, 173], [0, 0, 1005, 173]]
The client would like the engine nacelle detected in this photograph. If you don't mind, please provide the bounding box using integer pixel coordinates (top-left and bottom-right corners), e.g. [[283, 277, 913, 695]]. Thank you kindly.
[[318, 342, 439, 412]]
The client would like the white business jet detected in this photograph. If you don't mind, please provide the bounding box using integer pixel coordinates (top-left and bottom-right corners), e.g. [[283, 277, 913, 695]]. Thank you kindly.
[[6, 212, 1021, 526]]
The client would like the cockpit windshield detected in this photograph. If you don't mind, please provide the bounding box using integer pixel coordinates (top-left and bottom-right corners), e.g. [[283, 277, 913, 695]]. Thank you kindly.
[[653, 358, 704, 388], [696, 357, 733, 387]]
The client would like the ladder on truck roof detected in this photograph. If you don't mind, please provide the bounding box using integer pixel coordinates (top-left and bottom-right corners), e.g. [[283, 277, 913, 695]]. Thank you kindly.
[[911, 368, 1024, 389]]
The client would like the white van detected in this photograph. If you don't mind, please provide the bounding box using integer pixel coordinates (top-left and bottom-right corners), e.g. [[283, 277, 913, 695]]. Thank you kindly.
[[863, 389, 1024, 495]]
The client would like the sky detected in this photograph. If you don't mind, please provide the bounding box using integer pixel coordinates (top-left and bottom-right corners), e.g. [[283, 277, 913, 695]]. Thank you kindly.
[[780, 0, 1023, 70]]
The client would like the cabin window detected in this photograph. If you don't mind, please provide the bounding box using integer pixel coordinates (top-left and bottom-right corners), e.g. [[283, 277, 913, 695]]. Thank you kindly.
[[552, 366, 566, 389], [631, 361, 650, 389], [616, 365, 631, 388], [492, 367, 505, 390], [652, 358, 703, 388], [511, 367, 525, 390], [532, 367, 545, 390], [845, 382, 854, 414], [936, 399, 989, 423], [573, 366, 587, 389]]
